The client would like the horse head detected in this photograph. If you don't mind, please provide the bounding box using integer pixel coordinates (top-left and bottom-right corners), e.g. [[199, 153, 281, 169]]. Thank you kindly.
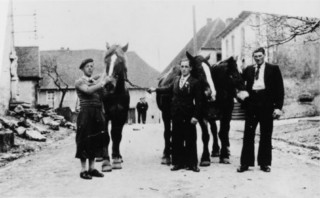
[[212, 56, 244, 91], [186, 51, 216, 100], [104, 43, 129, 94]]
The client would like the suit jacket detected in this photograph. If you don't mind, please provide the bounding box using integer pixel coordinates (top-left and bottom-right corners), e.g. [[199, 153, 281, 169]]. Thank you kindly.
[[156, 75, 203, 120], [136, 102, 148, 112], [242, 62, 284, 110]]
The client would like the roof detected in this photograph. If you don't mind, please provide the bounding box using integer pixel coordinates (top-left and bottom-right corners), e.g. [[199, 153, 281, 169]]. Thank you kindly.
[[39, 49, 160, 89], [160, 18, 226, 77], [15, 46, 41, 79], [217, 11, 253, 38]]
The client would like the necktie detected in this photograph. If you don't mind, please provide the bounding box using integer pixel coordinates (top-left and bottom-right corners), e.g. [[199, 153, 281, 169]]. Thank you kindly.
[[179, 77, 184, 88], [255, 64, 261, 80]]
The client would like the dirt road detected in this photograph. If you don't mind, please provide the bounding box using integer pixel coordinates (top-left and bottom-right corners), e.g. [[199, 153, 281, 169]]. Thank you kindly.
[[0, 121, 319, 198]]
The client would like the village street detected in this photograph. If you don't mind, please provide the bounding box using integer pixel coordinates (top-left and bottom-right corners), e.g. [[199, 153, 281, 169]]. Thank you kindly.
[[0, 119, 319, 198]]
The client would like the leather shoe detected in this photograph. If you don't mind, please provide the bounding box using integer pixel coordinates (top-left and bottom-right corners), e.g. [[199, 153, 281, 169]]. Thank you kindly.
[[187, 166, 200, 172], [80, 171, 92, 180], [260, 166, 271, 172], [88, 169, 104, 177], [237, 165, 249, 173], [171, 165, 184, 171]]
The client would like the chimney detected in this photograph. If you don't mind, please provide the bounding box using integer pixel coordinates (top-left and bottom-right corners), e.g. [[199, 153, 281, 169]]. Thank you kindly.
[[225, 18, 233, 26], [207, 18, 213, 25]]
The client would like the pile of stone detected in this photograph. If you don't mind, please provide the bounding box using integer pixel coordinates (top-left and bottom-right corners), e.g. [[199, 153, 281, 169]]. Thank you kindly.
[[1, 105, 76, 144]]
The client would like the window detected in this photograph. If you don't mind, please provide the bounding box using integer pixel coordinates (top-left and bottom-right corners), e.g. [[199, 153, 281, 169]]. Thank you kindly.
[[231, 35, 235, 56], [226, 39, 229, 57], [46, 91, 54, 107], [241, 27, 245, 48]]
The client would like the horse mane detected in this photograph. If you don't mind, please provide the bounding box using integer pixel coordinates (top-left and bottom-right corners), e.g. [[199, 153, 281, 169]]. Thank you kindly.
[[158, 64, 181, 87]]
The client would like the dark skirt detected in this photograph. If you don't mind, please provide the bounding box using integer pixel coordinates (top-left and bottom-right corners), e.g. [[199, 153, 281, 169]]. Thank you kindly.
[[75, 106, 108, 159]]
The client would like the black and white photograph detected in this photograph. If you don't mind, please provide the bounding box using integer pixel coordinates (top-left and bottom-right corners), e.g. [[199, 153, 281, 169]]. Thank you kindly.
[[0, 0, 319, 197]]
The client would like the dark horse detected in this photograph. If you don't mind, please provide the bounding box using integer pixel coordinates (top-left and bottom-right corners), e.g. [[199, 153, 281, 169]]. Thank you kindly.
[[102, 43, 130, 170], [157, 51, 246, 166]]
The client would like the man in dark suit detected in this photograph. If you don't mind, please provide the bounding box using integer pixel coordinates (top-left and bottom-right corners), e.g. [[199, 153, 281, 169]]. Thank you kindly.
[[237, 47, 284, 173], [136, 97, 148, 124], [149, 58, 203, 172]]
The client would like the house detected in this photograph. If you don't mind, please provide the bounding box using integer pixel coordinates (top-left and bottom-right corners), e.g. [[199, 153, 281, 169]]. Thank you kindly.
[[160, 18, 226, 77], [15, 46, 41, 107], [38, 49, 161, 124], [218, 11, 320, 77], [0, 0, 16, 115]]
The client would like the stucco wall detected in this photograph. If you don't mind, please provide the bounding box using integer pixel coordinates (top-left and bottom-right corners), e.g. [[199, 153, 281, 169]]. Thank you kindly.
[[0, 0, 13, 115], [38, 88, 161, 124], [129, 89, 161, 124], [18, 80, 38, 107], [221, 14, 268, 68], [38, 89, 78, 111]]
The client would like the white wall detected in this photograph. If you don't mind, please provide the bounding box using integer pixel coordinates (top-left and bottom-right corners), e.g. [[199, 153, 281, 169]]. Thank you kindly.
[[38, 89, 78, 111], [18, 80, 38, 107], [130, 89, 161, 124], [0, 0, 13, 114], [38, 88, 162, 123], [199, 49, 220, 65], [221, 13, 269, 69]]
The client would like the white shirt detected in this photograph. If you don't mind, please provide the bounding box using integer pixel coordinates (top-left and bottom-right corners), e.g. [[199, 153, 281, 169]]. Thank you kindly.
[[179, 74, 190, 88], [252, 62, 266, 90]]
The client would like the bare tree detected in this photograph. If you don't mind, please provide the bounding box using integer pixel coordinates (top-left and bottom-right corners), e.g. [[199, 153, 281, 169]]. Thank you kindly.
[[251, 13, 320, 48], [41, 55, 69, 109]]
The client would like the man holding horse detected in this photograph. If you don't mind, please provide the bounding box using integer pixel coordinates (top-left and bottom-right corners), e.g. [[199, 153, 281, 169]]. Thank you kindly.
[[149, 58, 202, 172], [237, 47, 284, 173]]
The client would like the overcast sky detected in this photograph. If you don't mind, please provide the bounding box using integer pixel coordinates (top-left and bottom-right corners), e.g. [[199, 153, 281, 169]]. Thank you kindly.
[[12, 0, 320, 72]]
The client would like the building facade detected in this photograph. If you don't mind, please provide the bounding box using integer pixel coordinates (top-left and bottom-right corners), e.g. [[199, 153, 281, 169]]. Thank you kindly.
[[38, 49, 161, 124], [0, 0, 15, 114]]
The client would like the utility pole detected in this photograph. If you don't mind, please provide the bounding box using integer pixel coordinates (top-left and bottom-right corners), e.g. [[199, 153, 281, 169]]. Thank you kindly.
[[10, 0, 15, 46], [192, 5, 197, 54]]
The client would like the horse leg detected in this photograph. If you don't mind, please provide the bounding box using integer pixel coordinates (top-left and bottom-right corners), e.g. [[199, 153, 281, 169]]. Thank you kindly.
[[209, 119, 220, 157], [101, 119, 112, 172], [161, 111, 172, 165], [219, 116, 231, 164], [110, 120, 124, 169], [199, 119, 210, 167], [219, 102, 233, 164]]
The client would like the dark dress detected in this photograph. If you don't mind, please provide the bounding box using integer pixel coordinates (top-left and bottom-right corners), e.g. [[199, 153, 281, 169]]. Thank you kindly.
[[75, 77, 108, 159]]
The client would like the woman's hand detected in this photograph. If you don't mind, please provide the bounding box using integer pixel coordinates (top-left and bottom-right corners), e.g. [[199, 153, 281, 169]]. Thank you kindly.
[[147, 87, 156, 94]]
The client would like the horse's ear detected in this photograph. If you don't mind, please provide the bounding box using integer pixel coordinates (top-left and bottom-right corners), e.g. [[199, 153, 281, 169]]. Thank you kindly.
[[122, 43, 129, 52], [233, 55, 238, 61], [186, 51, 194, 61], [205, 54, 210, 61]]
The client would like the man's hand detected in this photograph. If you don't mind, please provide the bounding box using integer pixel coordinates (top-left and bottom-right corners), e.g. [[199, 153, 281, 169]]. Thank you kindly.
[[273, 109, 282, 119], [101, 75, 112, 86], [191, 117, 198, 125], [237, 90, 249, 101], [205, 88, 216, 101]]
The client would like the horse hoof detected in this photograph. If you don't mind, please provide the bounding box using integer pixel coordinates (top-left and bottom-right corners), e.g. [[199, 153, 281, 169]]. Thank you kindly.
[[102, 160, 112, 172], [112, 158, 122, 169], [112, 163, 122, 169], [161, 157, 171, 165], [200, 161, 211, 167], [219, 158, 230, 164], [95, 157, 103, 162], [211, 151, 220, 157]]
